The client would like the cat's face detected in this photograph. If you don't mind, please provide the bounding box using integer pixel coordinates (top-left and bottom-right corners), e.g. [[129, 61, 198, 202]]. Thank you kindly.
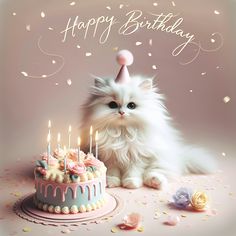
[[89, 76, 156, 128]]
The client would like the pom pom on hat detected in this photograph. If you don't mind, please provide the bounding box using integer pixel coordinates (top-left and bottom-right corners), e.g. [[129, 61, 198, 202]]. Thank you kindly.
[[116, 50, 134, 66], [115, 50, 133, 84]]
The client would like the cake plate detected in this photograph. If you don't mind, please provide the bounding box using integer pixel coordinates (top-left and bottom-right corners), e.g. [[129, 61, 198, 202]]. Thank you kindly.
[[13, 192, 124, 226]]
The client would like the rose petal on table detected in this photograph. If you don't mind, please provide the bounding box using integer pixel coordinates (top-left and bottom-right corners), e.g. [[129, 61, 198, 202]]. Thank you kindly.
[[123, 212, 142, 228]]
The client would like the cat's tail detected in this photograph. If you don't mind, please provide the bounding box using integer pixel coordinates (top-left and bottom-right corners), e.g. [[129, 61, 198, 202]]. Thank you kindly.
[[182, 146, 218, 174]]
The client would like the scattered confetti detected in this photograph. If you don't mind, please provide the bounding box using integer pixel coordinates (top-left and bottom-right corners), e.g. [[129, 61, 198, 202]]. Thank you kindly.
[[12, 12, 16, 16], [165, 215, 180, 226], [26, 25, 31, 31], [52, 60, 56, 64], [137, 226, 144, 232], [76, 45, 81, 49], [211, 38, 215, 43], [86, 52, 92, 57], [41, 11, 46, 18], [216, 66, 220, 69], [21, 71, 28, 77], [152, 65, 157, 70], [113, 47, 119, 51], [55, 83, 59, 86], [119, 4, 124, 9], [111, 227, 119, 233], [149, 39, 153, 46], [67, 79, 72, 86], [148, 52, 152, 56], [106, 6, 111, 10], [136, 41, 142, 46], [153, 2, 158, 6], [223, 96, 230, 103], [201, 72, 206, 75], [214, 10, 220, 15], [22, 227, 31, 232], [172, 1, 176, 7], [70, 1, 76, 6], [41, 75, 47, 78], [48, 27, 54, 31], [61, 228, 71, 234], [222, 152, 226, 157], [190, 90, 193, 92]]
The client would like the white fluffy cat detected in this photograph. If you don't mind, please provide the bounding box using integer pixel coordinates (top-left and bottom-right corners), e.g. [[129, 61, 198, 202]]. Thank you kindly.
[[80, 50, 217, 189]]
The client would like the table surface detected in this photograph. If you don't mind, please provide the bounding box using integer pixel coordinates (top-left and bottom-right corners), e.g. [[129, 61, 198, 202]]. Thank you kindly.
[[0, 156, 236, 236]]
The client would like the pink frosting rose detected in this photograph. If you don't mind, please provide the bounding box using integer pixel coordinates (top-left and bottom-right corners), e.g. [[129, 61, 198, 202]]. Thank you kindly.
[[84, 156, 102, 168], [68, 162, 86, 175]]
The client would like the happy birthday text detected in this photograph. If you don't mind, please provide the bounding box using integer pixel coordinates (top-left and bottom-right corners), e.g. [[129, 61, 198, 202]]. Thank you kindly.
[[60, 9, 195, 57]]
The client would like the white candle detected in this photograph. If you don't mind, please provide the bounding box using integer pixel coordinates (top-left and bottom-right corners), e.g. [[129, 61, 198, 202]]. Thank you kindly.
[[57, 132, 61, 150], [48, 120, 51, 135], [47, 132, 51, 165], [95, 131, 98, 159], [68, 125, 72, 150], [89, 126, 93, 153], [63, 146, 67, 173], [77, 136, 81, 162]]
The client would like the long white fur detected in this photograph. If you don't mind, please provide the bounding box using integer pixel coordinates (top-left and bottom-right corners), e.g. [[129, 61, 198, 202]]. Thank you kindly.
[[80, 76, 217, 189]]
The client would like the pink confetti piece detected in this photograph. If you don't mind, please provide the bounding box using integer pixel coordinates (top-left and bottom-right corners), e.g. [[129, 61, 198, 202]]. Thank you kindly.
[[189, 89, 193, 93], [153, 2, 158, 6], [48, 27, 54, 31], [12, 12, 16, 16], [201, 72, 206, 75], [211, 38, 215, 43], [52, 60, 56, 64], [152, 65, 157, 70], [86, 52, 92, 57], [76, 45, 80, 49], [122, 213, 142, 229], [148, 52, 152, 56], [106, 6, 111, 10], [214, 10, 220, 15], [172, 1, 176, 7], [119, 4, 124, 9], [165, 215, 180, 226]]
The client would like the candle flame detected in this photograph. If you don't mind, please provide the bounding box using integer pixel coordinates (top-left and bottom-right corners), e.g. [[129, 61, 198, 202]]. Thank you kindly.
[[68, 125, 72, 133], [57, 133, 61, 143], [95, 131, 99, 141], [90, 126, 93, 135], [77, 136, 81, 146], [48, 120, 51, 128], [47, 132, 51, 143]]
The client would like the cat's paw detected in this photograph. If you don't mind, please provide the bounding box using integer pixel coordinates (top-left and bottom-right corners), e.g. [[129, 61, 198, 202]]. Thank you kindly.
[[122, 177, 143, 189], [107, 175, 121, 188], [144, 173, 168, 190]]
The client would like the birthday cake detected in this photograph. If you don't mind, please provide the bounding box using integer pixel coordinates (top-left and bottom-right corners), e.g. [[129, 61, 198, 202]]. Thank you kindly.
[[33, 148, 107, 214]]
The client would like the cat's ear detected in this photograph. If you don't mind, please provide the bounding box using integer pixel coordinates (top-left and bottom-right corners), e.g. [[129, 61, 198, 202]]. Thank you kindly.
[[139, 79, 153, 91], [94, 77, 106, 88]]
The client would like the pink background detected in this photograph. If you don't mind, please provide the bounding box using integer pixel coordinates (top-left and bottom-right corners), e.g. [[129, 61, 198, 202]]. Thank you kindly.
[[0, 0, 236, 235]]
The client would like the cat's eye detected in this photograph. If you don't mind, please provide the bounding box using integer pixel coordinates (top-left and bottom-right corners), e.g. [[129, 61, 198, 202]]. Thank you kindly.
[[108, 101, 118, 109], [127, 102, 136, 109]]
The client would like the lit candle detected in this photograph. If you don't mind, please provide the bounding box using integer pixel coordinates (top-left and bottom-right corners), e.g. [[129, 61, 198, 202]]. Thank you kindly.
[[57, 133, 61, 150], [89, 126, 93, 153], [63, 145, 67, 173], [77, 136, 81, 162], [95, 131, 98, 159], [47, 132, 51, 165], [68, 125, 72, 150]]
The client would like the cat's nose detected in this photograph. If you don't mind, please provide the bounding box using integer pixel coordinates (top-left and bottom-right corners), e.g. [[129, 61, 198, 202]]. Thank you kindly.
[[119, 111, 125, 116]]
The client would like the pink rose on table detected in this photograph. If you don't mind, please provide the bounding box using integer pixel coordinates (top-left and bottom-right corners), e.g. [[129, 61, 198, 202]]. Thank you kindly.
[[84, 153, 103, 167]]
